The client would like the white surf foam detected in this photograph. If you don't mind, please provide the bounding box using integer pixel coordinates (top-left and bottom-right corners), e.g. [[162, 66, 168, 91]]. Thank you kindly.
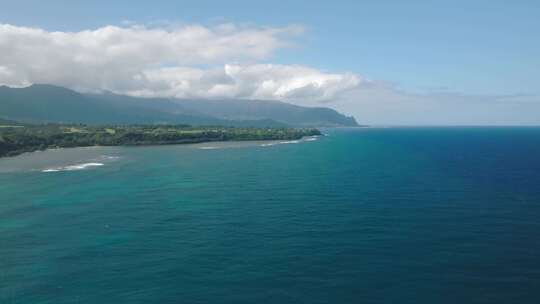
[[41, 162, 104, 173], [279, 140, 301, 144], [198, 146, 219, 150], [260, 143, 277, 147], [100, 155, 120, 160], [261, 137, 318, 147]]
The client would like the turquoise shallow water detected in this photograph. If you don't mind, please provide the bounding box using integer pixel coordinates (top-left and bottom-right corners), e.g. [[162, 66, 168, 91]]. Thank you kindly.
[[1, 127, 540, 303]]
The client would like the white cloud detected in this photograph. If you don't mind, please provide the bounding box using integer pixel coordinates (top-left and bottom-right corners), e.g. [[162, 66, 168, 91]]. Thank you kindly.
[[0, 23, 359, 102], [126, 64, 360, 103], [3, 23, 533, 125]]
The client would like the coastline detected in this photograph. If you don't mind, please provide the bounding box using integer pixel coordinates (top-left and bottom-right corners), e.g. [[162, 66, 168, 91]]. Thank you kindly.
[[0, 134, 322, 159], [0, 124, 321, 159]]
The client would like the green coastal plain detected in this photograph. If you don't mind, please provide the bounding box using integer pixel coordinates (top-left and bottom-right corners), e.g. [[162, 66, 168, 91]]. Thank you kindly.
[[0, 123, 321, 158]]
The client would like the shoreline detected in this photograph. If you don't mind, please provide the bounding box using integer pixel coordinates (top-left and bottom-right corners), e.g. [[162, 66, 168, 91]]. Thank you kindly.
[[1, 135, 322, 159], [0, 124, 321, 158]]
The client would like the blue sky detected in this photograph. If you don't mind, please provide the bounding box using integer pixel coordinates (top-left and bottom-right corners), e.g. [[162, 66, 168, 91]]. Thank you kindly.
[[1, 0, 539, 124]]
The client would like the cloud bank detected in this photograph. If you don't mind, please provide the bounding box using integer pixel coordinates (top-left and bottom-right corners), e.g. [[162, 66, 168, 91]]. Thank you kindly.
[[1, 23, 537, 125], [0, 23, 359, 102], [131, 64, 360, 103]]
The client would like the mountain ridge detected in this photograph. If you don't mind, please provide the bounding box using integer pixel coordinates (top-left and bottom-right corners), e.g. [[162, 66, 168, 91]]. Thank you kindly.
[[0, 84, 359, 127]]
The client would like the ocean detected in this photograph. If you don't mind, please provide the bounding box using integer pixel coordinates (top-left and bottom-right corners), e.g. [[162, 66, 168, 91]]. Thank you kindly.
[[1, 127, 540, 303]]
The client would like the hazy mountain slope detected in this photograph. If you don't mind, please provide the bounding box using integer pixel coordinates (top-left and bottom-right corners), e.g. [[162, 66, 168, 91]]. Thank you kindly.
[[0, 85, 225, 125], [90, 94, 293, 127], [0, 84, 358, 127], [176, 99, 359, 127], [0, 84, 109, 123], [0, 117, 22, 125]]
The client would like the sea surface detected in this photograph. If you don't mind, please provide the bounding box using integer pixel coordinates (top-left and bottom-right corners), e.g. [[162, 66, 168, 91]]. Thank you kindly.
[[1, 127, 540, 303]]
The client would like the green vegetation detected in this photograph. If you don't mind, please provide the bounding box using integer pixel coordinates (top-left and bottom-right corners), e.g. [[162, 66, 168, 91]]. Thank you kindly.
[[0, 84, 358, 127], [0, 123, 321, 157]]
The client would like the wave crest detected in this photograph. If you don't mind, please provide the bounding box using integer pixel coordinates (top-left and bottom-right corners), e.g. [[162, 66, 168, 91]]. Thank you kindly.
[[41, 162, 104, 173]]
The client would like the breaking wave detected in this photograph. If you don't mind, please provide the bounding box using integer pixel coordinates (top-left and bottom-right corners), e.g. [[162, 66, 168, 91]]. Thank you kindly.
[[260, 136, 320, 147], [41, 162, 104, 173], [198, 146, 220, 150]]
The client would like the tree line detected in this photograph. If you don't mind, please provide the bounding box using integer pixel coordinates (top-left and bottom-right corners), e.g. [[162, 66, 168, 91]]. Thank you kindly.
[[0, 124, 321, 157]]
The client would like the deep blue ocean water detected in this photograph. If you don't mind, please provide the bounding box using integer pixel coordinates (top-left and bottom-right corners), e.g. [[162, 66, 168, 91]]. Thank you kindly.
[[1, 127, 540, 303]]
